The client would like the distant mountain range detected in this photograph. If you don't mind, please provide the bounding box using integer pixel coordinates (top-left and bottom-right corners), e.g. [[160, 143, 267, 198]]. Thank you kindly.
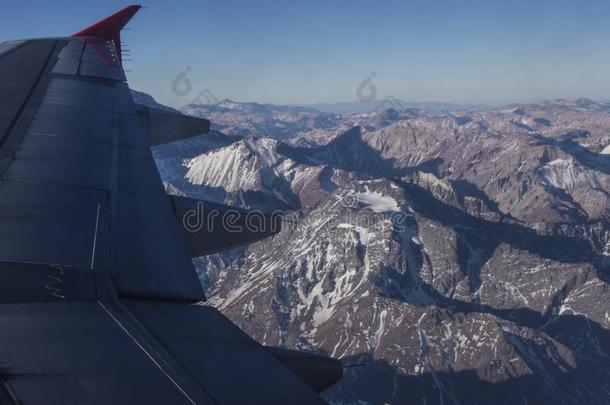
[[139, 90, 610, 404], [304, 100, 473, 114], [179, 98, 345, 145]]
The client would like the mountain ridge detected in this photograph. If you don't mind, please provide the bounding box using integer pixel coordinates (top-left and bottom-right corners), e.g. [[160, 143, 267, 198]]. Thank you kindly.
[[140, 90, 610, 404]]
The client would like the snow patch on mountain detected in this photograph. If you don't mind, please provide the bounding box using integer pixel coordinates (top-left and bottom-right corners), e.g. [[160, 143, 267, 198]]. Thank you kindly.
[[353, 189, 401, 213], [183, 138, 281, 192], [537, 158, 598, 191], [144, 89, 610, 403]]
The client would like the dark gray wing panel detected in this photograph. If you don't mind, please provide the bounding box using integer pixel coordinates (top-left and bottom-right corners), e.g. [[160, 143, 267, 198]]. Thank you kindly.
[[0, 39, 56, 166], [0, 259, 325, 404], [125, 301, 326, 404], [0, 180, 110, 269], [0, 38, 204, 301], [0, 301, 204, 405], [0, 262, 97, 303], [7, 132, 113, 190], [0, 28, 338, 403], [0, 260, 209, 404], [0, 40, 24, 56], [29, 102, 113, 144]]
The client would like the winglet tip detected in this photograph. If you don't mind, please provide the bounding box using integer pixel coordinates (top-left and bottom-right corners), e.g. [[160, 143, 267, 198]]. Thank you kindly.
[[72, 4, 142, 39]]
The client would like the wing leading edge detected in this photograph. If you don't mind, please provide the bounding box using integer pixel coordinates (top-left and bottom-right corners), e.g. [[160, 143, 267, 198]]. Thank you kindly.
[[0, 5, 342, 404]]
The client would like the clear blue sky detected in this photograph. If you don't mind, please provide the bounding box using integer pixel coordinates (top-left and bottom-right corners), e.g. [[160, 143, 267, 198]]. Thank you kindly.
[[2, 0, 610, 107]]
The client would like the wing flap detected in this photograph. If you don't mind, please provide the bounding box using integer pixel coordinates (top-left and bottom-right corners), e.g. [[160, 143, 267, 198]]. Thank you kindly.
[[125, 300, 326, 404], [135, 104, 210, 146], [170, 195, 282, 257], [265, 346, 344, 393]]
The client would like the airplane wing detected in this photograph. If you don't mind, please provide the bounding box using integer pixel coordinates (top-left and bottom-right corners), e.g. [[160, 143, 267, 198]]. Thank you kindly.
[[0, 5, 341, 404]]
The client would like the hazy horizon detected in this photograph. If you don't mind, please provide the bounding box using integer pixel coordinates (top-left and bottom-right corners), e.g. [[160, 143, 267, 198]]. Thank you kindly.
[[136, 88, 609, 111], [3, 1, 610, 108]]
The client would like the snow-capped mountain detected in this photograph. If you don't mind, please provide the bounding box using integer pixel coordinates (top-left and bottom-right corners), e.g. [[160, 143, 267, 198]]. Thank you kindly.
[[180, 99, 346, 144], [141, 91, 610, 404]]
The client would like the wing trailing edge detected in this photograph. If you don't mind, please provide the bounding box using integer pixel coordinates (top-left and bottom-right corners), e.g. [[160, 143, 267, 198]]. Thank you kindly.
[[170, 195, 282, 257], [135, 103, 210, 146], [265, 346, 344, 393]]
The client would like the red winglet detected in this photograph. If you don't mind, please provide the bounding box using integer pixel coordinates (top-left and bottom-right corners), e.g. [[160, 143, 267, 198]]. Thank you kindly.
[[72, 5, 141, 61]]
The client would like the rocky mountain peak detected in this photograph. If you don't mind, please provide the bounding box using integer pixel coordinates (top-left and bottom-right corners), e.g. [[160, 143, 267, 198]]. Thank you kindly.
[[144, 90, 610, 403]]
